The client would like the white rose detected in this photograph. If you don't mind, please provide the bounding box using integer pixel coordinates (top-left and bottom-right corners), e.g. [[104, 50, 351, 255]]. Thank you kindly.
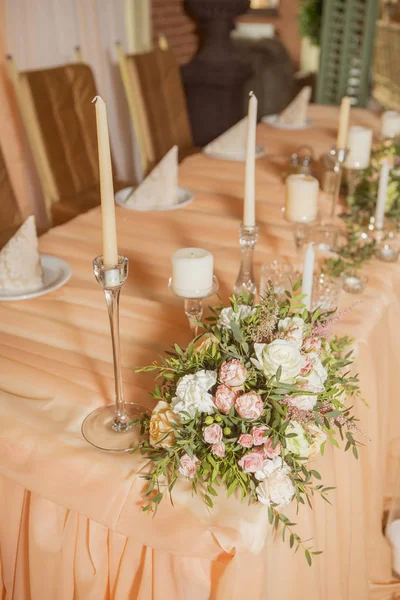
[[308, 424, 327, 457], [252, 340, 302, 383], [277, 317, 306, 348], [285, 421, 312, 458], [171, 370, 217, 419], [218, 305, 254, 329], [256, 470, 295, 508], [301, 354, 328, 392], [255, 456, 289, 481], [288, 393, 317, 411]]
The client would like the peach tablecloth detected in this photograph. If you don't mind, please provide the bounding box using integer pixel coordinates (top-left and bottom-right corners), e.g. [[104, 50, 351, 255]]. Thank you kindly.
[[1, 105, 400, 600]]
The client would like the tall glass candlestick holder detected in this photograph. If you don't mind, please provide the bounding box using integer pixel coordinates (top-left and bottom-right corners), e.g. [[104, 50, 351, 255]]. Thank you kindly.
[[169, 276, 219, 337], [234, 223, 259, 296], [329, 146, 349, 219], [82, 255, 148, 452]]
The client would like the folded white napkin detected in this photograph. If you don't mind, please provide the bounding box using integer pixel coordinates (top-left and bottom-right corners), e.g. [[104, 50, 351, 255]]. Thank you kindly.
[[278, 86, 311, 126], [0, 215, 43, 292], [125, 146, 178, 209], [204, 117, 248, 158]]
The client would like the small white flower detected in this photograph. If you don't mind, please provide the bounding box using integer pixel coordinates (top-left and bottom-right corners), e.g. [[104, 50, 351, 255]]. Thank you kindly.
[[252, 340, 303, 383], [218, 305, 255, 329], [277, 317, 306, 348], [285, 421, 312, 458], [255, 456, 289, 481], [287, 393, 317, 411], [171, 370, 217, 419], [308, 424, 327, 457], [301, 354, 328, 392], [256, 464, 295, 508]]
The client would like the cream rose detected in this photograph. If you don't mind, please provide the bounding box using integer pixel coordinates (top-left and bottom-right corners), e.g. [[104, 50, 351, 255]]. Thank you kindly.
[[252, 340, 302, 383], [219, 360, 247, 388], [193, 333, 219, 354], [285, 421, 312, 458], [238, 433, 254, 448], [213, 384, 237, 414], [256, 470, 295, 508], [149, 401, 180, 448], [218, 305, 255, 329], [171, 370, 217, 419], [235, 392, 263, 420], [288, 393, 317, 411], [254, 455, 287, 481], [178, 453, 199, 479], [277, 317, 306, 348]]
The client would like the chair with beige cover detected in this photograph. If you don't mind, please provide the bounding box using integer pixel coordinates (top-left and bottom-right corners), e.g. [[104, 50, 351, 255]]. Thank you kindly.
[[7, 56, 130, 226], [117, 40, 196, 175], [0, 141, 24, 248]]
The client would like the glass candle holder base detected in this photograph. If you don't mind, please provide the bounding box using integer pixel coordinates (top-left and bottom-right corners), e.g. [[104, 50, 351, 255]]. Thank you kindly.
[[82, 403, 149, 452], [342, 271, 368, 294], [234, 223, 259, 296], [169, 276, 219, 337]]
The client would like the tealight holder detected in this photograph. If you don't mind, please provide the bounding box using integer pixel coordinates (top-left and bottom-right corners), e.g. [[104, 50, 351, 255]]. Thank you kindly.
[[311, 272, 343, 312], [169, 276, 219, 337], [328, 146, 349, 219], [376, 231, 400, 263], [342, 269, 368, 294], [81, 255, 148, 452], [309, 223, 340, 252], [233, 223, 259, 296]]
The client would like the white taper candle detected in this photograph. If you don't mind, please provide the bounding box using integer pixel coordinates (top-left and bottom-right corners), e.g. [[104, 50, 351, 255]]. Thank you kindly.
[[302, 242, 315, 311], [93, 96, 118, 266], [375, 159, 390, 230], [337, 96, 351, 149], [243, 92, 258, 227]]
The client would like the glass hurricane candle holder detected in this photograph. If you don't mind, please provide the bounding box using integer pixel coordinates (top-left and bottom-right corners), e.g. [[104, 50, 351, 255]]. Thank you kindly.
[[311, 272, 343, 312], [81, 255, 149, 452], [376, 232, 400, 263], [309, 223, 339, 252], [169, 275, 219, 337], [342, 269, 368, 294], [233, 223, 259, 296], [260, 259, 294, 300]]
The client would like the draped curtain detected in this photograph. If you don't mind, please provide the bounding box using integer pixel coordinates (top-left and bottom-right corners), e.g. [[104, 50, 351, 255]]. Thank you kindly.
[[3, 0, 141, 228]]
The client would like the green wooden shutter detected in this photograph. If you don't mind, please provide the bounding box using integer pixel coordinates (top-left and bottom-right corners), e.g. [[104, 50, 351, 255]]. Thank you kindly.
[[316, 0, 380, 107]]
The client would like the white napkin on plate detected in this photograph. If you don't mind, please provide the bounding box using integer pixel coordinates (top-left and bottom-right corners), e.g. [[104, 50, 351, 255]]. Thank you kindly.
[[204, 117, 248, 158], [125, 146, 178, 209], [278, 86, 311, 126], [0, 215, 43, 292]]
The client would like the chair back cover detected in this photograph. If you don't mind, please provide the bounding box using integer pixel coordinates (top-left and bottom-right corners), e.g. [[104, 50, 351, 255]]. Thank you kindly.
[[0, 143, 23, 248], [127, 48, 193, 167]]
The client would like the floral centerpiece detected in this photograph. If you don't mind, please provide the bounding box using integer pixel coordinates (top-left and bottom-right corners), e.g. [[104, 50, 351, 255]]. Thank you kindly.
[[133, 283, 361, 564]]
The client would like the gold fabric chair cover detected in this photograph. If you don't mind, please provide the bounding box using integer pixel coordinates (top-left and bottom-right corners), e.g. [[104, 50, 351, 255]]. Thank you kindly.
[[0, 143, 23, 248], [13, 63, 129, 226], [123, 47, 195, 171]]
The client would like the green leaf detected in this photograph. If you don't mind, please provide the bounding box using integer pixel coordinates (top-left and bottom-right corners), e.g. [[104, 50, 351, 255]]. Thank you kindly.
[[305, 549, 312, 566], [230, 320, 243, 343]]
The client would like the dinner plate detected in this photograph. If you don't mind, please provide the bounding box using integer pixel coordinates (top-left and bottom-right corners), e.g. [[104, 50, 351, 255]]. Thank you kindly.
[[261, 114, 313, 130], [0, 255, 72, 301], [115, 186, 194, 211], [203, 145, 266, 162]]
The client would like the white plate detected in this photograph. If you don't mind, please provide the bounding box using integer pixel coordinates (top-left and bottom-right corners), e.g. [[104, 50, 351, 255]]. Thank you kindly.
[[115, 186, 194, 211], [203, 145, 266, 162], [261, 114, 313, 130], [0, 255, 72, 301]]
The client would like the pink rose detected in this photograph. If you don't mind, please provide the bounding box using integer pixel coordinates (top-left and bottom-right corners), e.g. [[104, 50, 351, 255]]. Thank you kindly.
[[235, 392, 263, 420], [303, 337, 322, 353], [238, 433, 254, 448], [251, 425, 268, 446], [178, 453, 199, 479], [213, 384, 238, 414], [203, 423, 223, 444], [263, 438, 281, 459], [212, 441, 226, 457], [219, 360, 247, 388], [238, 451, 265, 473]]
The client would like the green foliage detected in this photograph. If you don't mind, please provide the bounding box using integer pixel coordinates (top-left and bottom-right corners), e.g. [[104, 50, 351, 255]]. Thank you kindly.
[[299, 0, 324, 46]]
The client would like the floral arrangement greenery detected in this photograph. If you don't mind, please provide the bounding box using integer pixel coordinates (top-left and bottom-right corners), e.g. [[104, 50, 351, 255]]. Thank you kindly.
[[322, 224, 376, 278], [133, 283, 362, 564], [345, 138, 400, 228]]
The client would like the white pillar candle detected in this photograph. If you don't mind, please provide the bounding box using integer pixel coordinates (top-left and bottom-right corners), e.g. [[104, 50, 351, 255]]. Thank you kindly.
[[243, 92, 258, 227], [171, 248, 214, 298], [302, 242, 315, 311], [93, 96, 118, 267], [285, 174, 319, 223], [346, 126, 373, 169], [375, 159, 390, 230], [381, 110, 400, 139], [337, 96, 351, 149]]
